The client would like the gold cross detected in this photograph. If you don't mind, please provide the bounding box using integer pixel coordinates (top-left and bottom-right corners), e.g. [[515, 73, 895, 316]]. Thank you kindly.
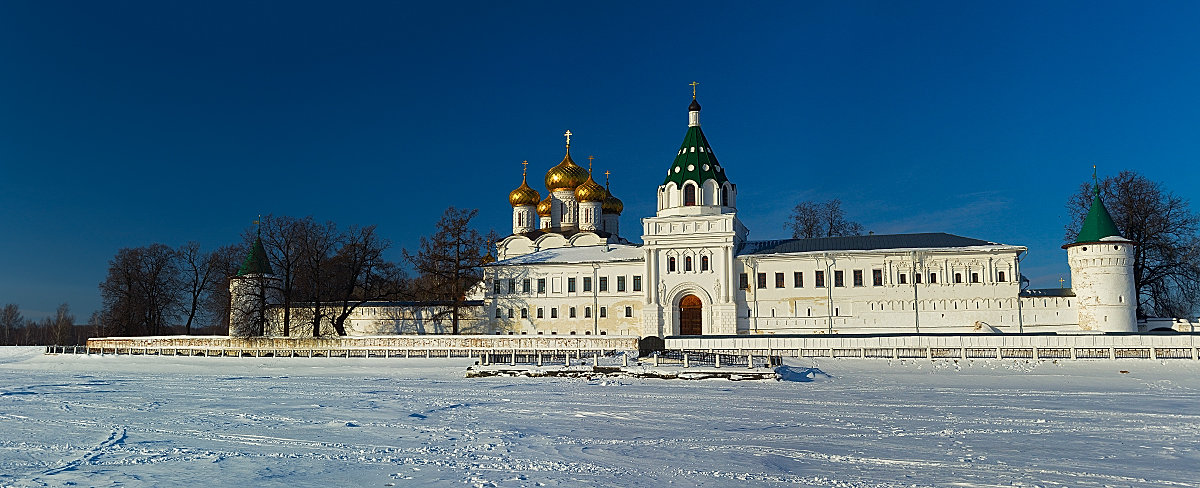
[[604, 170, 611, 186], [587, 155, 594, 172], [564, 130, 572, 147], [521, 160, 528, 177], [689, 81, 699, 98], [1059, 277, 1066, 288]]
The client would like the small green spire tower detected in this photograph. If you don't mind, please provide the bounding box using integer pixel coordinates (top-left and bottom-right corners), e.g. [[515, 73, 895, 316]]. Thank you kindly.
[[237, 235, 273, 276], [1073, 172, 1121, 243]]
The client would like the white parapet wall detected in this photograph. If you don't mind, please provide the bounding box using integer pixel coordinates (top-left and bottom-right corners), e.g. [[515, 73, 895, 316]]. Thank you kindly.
[[86, 335, 640, 354], [667, 333, 1200, 360]]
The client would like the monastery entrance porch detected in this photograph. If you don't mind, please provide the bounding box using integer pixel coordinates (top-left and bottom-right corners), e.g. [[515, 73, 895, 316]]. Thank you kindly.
[[679, 294, 703, 335]]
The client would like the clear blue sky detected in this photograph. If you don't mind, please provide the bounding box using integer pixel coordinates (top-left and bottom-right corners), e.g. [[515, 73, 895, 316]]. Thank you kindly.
[[3, 1, 1199, 321]]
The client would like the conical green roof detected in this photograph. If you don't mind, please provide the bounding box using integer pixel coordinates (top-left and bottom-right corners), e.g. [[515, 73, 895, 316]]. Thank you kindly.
[[663, 101, 728, 187], [237, 236, 273, 276], [1075, 187, 1121, 243]]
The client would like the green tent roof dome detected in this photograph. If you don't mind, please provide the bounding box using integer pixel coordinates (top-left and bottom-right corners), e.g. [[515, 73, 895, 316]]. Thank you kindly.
[[1073, 187, 1122, 244], [237, 236, 273, 276]]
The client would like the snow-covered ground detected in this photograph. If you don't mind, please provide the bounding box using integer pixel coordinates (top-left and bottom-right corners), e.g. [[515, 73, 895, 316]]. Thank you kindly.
[[0, 346, 1197, 487]]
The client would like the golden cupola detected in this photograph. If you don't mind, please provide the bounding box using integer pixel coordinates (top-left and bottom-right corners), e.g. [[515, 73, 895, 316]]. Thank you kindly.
[[544, 131, 589, 191], [536, 194, 553, 217], [575, 166, 607, 203], [602, 171, 624, 214], [508, 163, 541, 207]]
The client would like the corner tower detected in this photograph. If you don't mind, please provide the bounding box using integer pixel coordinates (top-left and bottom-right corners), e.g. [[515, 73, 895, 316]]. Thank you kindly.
[[229, 232, 281, 337], [1063, 176, 1137, 332], [641, 86, 748, 338]]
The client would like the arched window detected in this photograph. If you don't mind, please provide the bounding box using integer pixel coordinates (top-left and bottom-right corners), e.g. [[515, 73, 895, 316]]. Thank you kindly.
[[668, 257, 676, 272], [685, 256, 693, 271], [721, 186, 729, 206], [701, 256, 709, 271], [517, 213, 523, 226], [684, 184, 697, 206]]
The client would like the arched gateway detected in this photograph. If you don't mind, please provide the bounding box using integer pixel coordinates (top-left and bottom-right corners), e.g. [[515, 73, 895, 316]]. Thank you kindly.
[[679, 294, 703, 335]]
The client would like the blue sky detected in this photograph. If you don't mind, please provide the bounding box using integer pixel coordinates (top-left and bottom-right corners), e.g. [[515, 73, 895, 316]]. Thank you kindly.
[[3, 1, 1199, 321]]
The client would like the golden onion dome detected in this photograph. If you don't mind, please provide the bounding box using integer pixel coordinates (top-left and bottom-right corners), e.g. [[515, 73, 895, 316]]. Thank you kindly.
[[603, 190, 624, 215], [536, 194, 553, 217], [508, 174, 541, 207], [575, 172, 607, 203], [545, 150, 589, 192]]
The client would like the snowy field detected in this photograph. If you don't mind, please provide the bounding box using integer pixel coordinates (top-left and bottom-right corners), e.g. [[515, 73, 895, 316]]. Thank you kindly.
[[0, 347, 1197, 487]]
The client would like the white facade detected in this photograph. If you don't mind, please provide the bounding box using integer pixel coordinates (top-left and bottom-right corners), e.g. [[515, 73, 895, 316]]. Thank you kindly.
[[478, 96, 1141, 337]]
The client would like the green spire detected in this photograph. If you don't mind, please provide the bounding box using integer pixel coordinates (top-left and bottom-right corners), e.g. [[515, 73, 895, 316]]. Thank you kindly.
[[663, 122, 729, 187], [1074, 179, 1121, 243], [237, 236, 273, 276]]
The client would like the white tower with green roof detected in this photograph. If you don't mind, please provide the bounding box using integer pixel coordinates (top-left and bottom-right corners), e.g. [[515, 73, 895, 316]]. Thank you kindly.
[[229, 233, 280, 337], [1062, 178, 1137, 332], [640, 90, 748, 337]]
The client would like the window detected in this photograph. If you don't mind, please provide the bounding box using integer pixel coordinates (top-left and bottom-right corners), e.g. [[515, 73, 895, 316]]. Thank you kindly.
[[522, 279, 531, 293], [971, 272, 980, 283], [599, 277, 608, 292], [568, 278, 576, 293], [954, 273, 962, 283], [537, 308, 544, 318], [721, 186, 729, 206], [929, 273, 937, 284], [775, 272, 785, 288], [668, 257, 676, 272], [537, 278, 546, 293], [872, 269, 883, 286], [794, 271, 803, 288], [617, 276, 626, 292], [521, 308, 528, 319], [739, 273, 749, 290], [569, 307, 576, 318], [684, 184, 696, 206], [898, 273, 907, 285], [685, 256, 693, 271], [633, 275, 642, 292], [599, 306, 607, 318], [583, 277, 592, 292], [507, 279, 516, 294], [495, 308, 502, 318], [550, 307, 558, 319], [815, 270, 826, 287], [492, 280, 500, 294], [507, 309, 514, 318], [757, 273, 767, 289], [998, 271, 1006, 282], [625, 306, 632, 317], [584, 307, 591, 318], [914, 273, 922, 284], [701, 256, 709, 271], [834, 270, 844, 287], [853, 270, 863, 287]]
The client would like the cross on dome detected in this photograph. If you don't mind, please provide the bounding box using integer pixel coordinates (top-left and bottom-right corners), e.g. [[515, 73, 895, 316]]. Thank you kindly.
[[564, 130, 572, 147], [522, 160, 528, 177], [689, 81, 699, 99]]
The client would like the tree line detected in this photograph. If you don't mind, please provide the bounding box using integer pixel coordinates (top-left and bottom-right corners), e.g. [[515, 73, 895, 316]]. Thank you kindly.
[[93, 208, 491, 338], [0, 303, 91, 346]]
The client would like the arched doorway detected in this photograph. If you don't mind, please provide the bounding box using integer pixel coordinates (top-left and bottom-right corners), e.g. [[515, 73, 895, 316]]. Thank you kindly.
[[678, 294, 703, 335]]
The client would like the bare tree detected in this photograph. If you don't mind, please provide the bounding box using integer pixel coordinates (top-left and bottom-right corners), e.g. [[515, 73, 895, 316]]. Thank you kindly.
[[0, 304, 23, 346], [788, 199, 865, 238], [200, 243, 247, 335], [48, 303, 74, 345], [257, 215, 308, 337], [97, 244, 182, 336], [177, 241, 224, 335], [1066, 170, 1200, 318], [326, 225, 407, 336], [404, 207, 487, 334], [297, 219, 341, 337]]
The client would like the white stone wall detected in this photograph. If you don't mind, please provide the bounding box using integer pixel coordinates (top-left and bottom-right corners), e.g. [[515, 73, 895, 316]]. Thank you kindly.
[[1067, 237, 1137, 332], [483, 260, 647, 336]]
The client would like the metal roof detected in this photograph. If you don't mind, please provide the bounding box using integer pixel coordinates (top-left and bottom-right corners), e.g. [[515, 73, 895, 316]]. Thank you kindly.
[[738, 233, 1010, 256]]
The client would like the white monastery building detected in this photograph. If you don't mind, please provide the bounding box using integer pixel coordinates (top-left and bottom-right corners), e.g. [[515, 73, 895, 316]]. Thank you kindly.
[[478, 94, 1142, 337], [230, 92, 1153, 337]]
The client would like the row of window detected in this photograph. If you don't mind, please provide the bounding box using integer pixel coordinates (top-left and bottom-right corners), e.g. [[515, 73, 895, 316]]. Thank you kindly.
[[739, 270, 1008, 289], [667, 255, 710, 273], [495, 305, 635, 319], [492, 276, 643, 295]]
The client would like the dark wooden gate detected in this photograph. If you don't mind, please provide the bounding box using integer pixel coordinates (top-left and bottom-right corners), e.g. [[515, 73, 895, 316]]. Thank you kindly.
[[679, 294, 702, 335]]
